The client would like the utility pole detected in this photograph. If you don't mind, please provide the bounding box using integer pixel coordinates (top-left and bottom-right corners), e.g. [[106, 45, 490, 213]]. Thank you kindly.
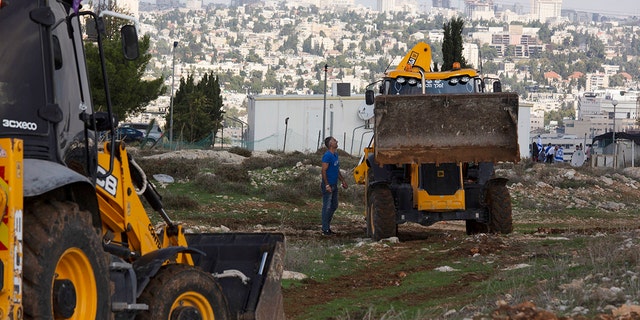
[[612, 100, 618, 144], [612, 99, 618, 168], [283, 117, 289, 152], [169, 41, 178, 148], [322, 64, 328, 142]]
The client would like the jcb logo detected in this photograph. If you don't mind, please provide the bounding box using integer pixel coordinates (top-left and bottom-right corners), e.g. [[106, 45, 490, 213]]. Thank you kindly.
[[408, 51, 419, 66], [2, 119, 37, 131], [97, 166, 118, 196]]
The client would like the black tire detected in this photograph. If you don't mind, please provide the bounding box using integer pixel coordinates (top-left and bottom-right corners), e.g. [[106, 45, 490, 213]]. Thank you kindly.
[[136, 264, 230, 320], [367, 187, 397, 241], [364, 172, 372, 237], [23, 199, 110, 319], [365, 203, 372, 237], [465, 220, 488, 235], [364, 185, 372, 237], [142, 137, 158, 148], [486, 184, 513, 234]]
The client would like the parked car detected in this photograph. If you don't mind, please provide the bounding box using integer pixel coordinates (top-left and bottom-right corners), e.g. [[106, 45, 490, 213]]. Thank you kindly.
[[120, 122, 163, 142], [116, 127, 144, 143]]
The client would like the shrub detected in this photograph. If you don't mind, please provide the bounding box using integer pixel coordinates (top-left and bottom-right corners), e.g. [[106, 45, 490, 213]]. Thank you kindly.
[[194, 173, 252, 195], [137, 158, 214, 180], [215, 164, 250, 183], [289, 170, 322, 198], [260, 186, 307, 206], [228, 146, 252, 157], [161, 192, 200, 210], [242, 157, 272, 171], [194, 173, 220, 193]]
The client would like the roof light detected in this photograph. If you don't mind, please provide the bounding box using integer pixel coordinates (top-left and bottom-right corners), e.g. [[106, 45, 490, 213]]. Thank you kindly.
[[452, 62, 461, 70]]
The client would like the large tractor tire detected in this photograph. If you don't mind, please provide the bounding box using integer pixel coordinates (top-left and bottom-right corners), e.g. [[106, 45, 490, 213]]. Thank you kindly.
[[465, 219, 488, 235], [466, 184, 513, 235], [23, 199, 111, 319], [136, 264, 230, 320], [367, 187, 397, 241], [486, 183, 513, 234]]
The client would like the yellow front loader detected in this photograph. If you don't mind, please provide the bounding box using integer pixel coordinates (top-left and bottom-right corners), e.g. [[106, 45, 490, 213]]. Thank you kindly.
[[354, 42, 519, 240], [97, 142, 285, 319], [0, 137, 286, 319]]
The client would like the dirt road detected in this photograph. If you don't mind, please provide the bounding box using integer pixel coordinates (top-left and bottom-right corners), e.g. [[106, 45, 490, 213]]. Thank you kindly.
[[280, 165, 640, 319]]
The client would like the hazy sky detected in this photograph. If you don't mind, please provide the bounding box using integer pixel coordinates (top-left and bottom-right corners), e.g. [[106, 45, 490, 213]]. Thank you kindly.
[[494, 0, 640, 17], [355, 0, 640, 17], [155, 0, 640, 16]]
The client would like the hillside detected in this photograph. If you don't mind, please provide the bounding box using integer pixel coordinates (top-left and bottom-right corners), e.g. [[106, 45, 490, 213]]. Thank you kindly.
[[135, 149, 640, 319]]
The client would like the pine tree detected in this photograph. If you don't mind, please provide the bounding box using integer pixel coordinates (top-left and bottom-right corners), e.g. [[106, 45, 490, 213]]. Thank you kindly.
[[441, 17, 468, 71], [84, 2, 165, 121], [170, 72, 225, 143]]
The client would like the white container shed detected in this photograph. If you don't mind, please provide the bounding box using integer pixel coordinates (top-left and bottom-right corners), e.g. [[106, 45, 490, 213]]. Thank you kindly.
[[247, 94, 531, 158]]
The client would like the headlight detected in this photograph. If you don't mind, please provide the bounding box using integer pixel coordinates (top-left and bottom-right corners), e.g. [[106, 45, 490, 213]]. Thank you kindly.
[[449, 77, 459, 84], [460, 76, 470, 83], [407, 78, 418, 85], [396, 77, 406, 84]]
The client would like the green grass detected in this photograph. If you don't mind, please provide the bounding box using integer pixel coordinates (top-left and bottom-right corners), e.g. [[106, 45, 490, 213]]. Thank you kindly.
[[134, 153, 640, 320], [299, 231, 632, 319]]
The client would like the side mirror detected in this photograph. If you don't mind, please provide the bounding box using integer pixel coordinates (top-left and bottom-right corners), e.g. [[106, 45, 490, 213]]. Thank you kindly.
[[493, 81, 502, 93], [365, 89, 375, 105], [121, 25, 139, 60], [91, 112, 118, 131]]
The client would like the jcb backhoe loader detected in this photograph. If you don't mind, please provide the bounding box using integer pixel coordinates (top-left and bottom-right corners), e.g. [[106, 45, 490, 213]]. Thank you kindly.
[[354, 42, 520, 240], [0, 1, 284, 319]]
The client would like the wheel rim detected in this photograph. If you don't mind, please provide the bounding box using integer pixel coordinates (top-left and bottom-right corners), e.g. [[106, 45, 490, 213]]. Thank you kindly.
[[170, 291, 215, 320], [54, 248, 98, 319]]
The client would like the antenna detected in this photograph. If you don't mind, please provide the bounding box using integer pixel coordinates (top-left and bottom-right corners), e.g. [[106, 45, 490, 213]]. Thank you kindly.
[[479, 46, 483, 74]]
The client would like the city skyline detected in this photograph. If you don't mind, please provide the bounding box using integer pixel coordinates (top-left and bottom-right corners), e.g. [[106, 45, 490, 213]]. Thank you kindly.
[[495, 0, 639, 17], [138, 0, 640, 16]]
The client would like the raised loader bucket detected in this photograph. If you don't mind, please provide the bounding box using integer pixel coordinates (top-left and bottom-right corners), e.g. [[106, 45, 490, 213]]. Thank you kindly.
[[186, 233, 286, 320], [374, 92, 519, 164]]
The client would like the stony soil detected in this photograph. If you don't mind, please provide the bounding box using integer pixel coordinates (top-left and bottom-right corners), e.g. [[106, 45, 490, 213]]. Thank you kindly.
[[140, 148, 640, 319]]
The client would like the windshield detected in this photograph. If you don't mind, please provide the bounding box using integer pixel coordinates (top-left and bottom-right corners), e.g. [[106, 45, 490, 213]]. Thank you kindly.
[[382, 78, 479, 95], [0, 1, 47, 135]]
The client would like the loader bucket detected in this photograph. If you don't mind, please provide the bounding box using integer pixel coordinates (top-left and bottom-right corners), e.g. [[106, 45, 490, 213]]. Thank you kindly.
[[186, 233, 286, 320], [373, 92, 519, 164]]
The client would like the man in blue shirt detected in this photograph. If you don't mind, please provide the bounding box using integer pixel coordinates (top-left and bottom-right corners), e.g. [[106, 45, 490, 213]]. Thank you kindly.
[[321, 136, 348, 236]]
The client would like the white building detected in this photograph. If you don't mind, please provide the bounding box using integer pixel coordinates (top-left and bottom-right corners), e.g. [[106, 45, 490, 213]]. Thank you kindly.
[[247, 94, 372, 155], [247, 94, 532, 159], [117, 0, 139, 17], [463, 43, 479, 69], [532, 0, 562, 22]]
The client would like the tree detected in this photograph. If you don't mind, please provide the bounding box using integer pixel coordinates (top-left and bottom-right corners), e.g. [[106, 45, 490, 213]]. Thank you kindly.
[[85, 2, 165, 122], [170, 72, 225, 143], [441, 17, 467, 71], [483, 61, 500, 74], [545, 103, 575, 126], [609, 74, 625, 87]]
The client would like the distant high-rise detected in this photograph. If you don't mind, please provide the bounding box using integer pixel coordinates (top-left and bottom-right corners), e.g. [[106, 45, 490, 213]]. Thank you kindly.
[[117, 0, 139, 17], [377, 0, 394, 12], [532, 0, 562, 21], [464, 0, 494, 20], [432, 0, 451, 8], [155, 0, 179, 9]]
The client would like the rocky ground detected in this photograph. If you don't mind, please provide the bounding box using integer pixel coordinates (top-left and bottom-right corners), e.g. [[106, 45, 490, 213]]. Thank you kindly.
[[138, 148, 640, 319]]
